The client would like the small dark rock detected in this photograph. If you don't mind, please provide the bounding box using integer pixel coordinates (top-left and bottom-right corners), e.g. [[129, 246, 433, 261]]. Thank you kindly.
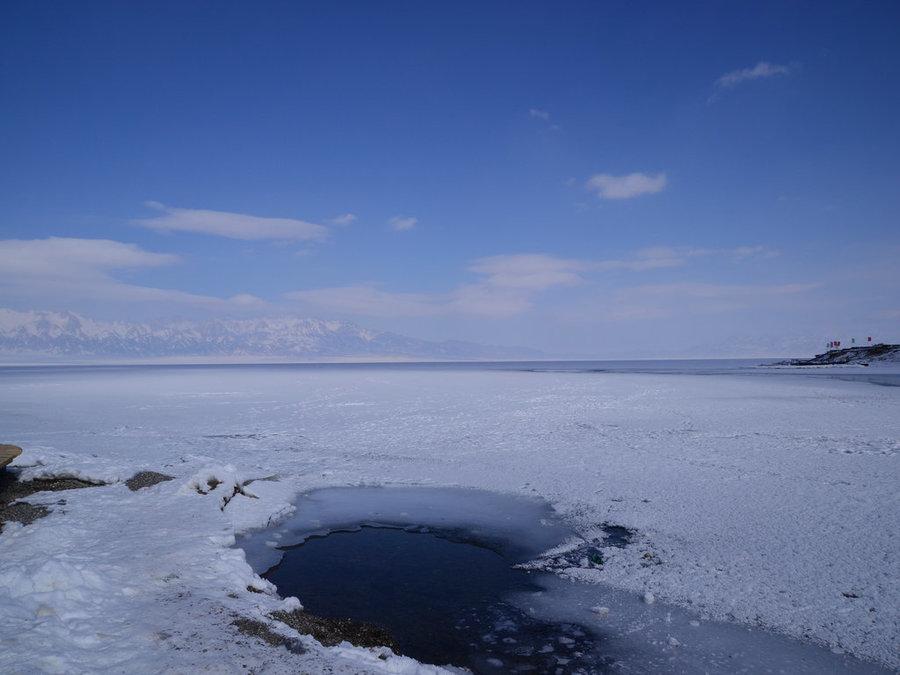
[[0, 472, 103, 533], [126, 471, 175, 491], [600, 523, 636, 548], [641, 551, 663, 567], [232, 618, 306, 654], [0, 502, 50, 528], [0, 474, 101, 504]]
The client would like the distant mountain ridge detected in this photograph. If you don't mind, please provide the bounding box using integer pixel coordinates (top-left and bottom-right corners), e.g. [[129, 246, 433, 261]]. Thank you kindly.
[[0, 309, 539, 361]]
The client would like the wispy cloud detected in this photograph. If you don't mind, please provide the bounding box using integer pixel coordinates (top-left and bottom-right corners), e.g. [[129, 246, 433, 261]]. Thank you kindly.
[[595, 247, 691, 272], [0, 237, 178, 278], [0, 237, 264, 310], [596, 245, 777, 271], [528, 108, 560, 131], [287, 253, 587, 318], [715, 61, 793, 89], [607, 281, 819, 320], [447, 284, 534, 318], [468, 254, 587, 290], [389, 215, 418, 231], [731, 245, 780, 260], [586, 172, 667, 200], [330, 213, 357, 226], [136, 202, 328, 241], [285, 246, 779, 319], [285, 285, 439, 318]]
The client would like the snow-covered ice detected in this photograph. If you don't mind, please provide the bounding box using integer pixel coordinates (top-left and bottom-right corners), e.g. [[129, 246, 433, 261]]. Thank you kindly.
[[0, 363, 898, 672]]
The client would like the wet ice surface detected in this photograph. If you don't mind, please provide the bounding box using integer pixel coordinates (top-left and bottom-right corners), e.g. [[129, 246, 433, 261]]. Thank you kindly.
[[241, 487, 597, 671], [239, 487, 886, 673], [239, 486, 573, 573]]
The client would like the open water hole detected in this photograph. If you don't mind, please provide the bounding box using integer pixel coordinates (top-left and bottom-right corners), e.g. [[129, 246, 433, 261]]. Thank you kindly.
[[237, 486, 888, 674], [267, 525, 598, 672]]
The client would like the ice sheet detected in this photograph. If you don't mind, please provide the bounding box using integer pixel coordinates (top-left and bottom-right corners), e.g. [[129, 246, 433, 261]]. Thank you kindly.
[[0, 364, 897, 671]]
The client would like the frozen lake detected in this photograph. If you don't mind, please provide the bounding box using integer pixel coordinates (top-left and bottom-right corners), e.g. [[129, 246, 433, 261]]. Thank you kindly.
[[0, 361, 897, 672], [240, 486, 886, 673]]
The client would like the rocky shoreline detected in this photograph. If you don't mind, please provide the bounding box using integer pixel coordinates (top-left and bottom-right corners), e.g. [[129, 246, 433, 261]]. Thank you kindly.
[[774, 343, 900, 366]]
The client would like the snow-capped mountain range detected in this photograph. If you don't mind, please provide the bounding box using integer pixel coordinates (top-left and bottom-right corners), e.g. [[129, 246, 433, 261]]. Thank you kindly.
[[0, 309, 538, 361]]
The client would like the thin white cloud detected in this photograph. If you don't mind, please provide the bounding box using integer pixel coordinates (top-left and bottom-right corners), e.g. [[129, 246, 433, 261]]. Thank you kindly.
[[715, 61, 792, 89], [285, 285, 440, 318], [0, 237, 263, 310], [286, 283, 534, 319], [607, 281, 820, 320], [0, 237, 178, 279], [448, 284, 534, 318], [586, 172, 667, 200], [137, 202, 328, 241], [288, 254, 586, 319], [330, 213, 357, 226], [469, 254, 587, 290], [595, 247, 691, 272], [228, 293, 267, 308], [595, 245, 777, 271], [285, 246, 780, 319], [528, 108, 560, 131], [389, 215, 418, 231], [731, 245, 780, 260]]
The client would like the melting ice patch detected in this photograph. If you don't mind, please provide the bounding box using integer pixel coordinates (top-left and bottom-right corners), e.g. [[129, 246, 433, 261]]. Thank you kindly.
[[238, 486, 887, 673]]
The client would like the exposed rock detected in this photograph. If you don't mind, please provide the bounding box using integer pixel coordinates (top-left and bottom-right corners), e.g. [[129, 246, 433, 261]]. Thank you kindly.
[[0, 472, 103, 532], [0, 501, 49, 526], [0, 443, 22, 471], [0, 474, 101, 504], [271, 609, 399, 651], [773, 343, 900, 366], [232, 618, 305, 654], [126, 471, 175, 491]]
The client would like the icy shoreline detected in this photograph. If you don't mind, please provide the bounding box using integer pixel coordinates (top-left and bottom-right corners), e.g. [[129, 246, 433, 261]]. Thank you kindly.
[[0, 365, 897, 671]]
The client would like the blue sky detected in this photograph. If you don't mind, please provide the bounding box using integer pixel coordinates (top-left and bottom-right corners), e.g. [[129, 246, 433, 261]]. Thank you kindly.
[[1, 1, 898, 356]]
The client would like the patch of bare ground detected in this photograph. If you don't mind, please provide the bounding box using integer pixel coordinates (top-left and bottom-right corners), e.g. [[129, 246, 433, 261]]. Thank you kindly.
[[126, 471, 175, 491], [232, 618, 306, 654], [270, 609, 399, 651], [0, 464, 104, 532]]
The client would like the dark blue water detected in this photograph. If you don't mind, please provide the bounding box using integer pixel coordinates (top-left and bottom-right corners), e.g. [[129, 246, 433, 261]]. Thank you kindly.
[[239, 487, 888, 674], [267, 526, 600, 672]]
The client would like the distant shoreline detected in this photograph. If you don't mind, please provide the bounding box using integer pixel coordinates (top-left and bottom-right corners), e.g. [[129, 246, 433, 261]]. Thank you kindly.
[[0, 356, 789, 369], [773, 343, 900, 366]]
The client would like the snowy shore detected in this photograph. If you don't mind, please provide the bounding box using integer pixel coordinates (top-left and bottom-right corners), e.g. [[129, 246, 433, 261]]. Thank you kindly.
[[0, 365, 897, 672]]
